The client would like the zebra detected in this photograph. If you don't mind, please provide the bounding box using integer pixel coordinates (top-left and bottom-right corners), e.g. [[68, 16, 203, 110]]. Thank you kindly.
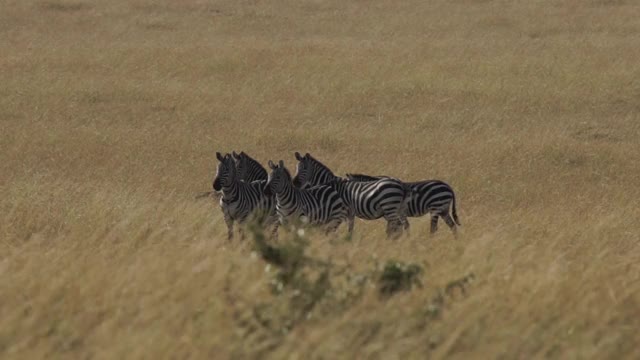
[[231, 151, 268, 183], [264, 160, 347, 235], [346, 173, 460, 237], [213, 152, 278, 240], [199, 151, 268, 201], [291, 152, 412, 239]]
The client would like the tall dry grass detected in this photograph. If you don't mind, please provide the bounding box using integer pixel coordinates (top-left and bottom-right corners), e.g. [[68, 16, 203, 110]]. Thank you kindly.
[[1, 0, 640, 358]]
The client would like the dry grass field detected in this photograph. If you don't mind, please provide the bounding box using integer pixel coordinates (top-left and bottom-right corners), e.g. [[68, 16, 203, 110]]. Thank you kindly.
[[2, 0, 640, 358]]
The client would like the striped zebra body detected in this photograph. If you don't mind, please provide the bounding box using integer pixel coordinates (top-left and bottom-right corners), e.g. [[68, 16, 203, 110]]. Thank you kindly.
[[346, 173, 460, 236], [213, 152, 278, 240], [265, 160, 347, 234], [292, 152, 410, 239], [232, 151, 268, 183]]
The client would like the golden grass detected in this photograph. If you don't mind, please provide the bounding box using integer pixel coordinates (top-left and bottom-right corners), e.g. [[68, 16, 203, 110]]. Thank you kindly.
[[2, 0, 640, 358]]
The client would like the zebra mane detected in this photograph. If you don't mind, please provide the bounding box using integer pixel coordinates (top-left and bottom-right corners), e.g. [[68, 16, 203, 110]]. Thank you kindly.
[[240, 152, 267, 172], [305, 153, 335, 176], [345, 173, 385, 182]]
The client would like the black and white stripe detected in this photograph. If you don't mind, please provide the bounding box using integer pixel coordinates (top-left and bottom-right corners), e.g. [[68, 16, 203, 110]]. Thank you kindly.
[[213, 152, 278, 240], [264, 160, 347, 234], [346, 173, 460, 236], [291, 152, 411, 239], [231, 151, 268, 183]]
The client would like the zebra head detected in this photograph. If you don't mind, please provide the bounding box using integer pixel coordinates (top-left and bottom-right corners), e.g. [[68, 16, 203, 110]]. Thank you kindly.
[[292, 152, 335, 189], [232, 151, 267, 183], [292, 152, 312, 189], [213, 152, 237, 191], [265, 160, 291, 196]]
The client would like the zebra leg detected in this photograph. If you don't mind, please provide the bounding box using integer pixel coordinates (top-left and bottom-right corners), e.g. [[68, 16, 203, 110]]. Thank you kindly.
[[400, 216, 410, 237], [383, 208, 403, 239], [238, 227, 246, 241], [385, 220, 403, 240], [270, 222, 280, 241], [224, 214, 234, 241], [441, 213, 458, 238], [324, 220, 342, 236], [347, 211, 355, 235], [384, 220, 393, 239], [346, 215, 354, 241], [272, 213, 288, 240], [430, 215, 439, 235]]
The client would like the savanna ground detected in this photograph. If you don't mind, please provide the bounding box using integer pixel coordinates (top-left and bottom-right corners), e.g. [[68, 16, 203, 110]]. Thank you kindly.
[[2, 0, 640, 358]]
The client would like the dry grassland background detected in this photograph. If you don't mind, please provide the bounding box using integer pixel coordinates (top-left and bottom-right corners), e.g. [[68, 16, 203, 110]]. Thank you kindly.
[[2, 0, 640, 358]]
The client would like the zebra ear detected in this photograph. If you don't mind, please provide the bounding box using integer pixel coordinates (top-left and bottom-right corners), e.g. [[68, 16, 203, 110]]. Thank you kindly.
[[295, 152, 303, 161], [216, 152, 224, 162], [278, 160, 285, 168], [268, 160, 276, 169], [305, 153, 310, 158], [231, 151, 239, 159]]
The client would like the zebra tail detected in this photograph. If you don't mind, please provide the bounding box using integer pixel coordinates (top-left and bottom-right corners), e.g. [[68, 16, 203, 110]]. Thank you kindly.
[[451, 191, 461, 226]]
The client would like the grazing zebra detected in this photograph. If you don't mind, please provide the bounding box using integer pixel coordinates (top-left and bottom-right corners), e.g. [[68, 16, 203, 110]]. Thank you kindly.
[[346, 173, 460, 236], [231, 151, 268, 183], [264, 160, 347, 235], [213, 152, 278, 240], [291, 152, 412, 239]]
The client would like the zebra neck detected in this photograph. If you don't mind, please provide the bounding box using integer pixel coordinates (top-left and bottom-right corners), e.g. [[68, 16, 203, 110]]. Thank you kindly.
[[220, 181, 240, 204], [275, 183, 298, 206], [313, 172, 338, 186], [247, 160, 267, 180]]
